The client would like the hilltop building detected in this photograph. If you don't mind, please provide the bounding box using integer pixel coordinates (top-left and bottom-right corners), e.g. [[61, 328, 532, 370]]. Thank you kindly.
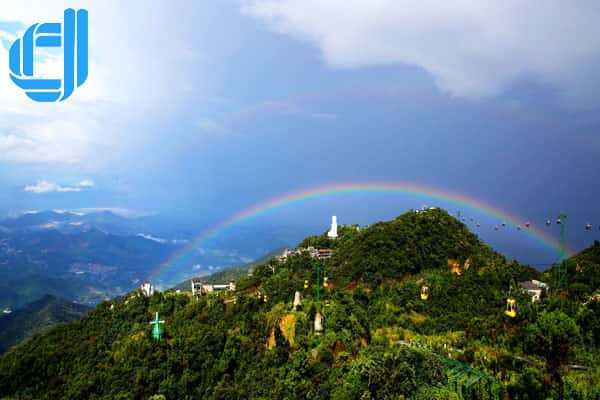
[[327, 216, 338, 239], [518, 280, 548, 302], [277, 246, 333, 262], [191, 279, 236, 297]]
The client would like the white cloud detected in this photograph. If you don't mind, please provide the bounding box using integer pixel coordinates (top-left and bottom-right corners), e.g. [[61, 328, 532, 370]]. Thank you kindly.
[[0, 1, 208, 166], [24, 179, 95, 193], [137, 233, 168, 244], [72, 207, 152, 217], [78, 179, 95, 188], [243, 0, 600, 102]]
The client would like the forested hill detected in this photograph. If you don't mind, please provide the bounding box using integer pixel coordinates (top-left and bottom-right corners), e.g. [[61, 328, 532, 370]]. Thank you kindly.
[[0, 295, 90, 354], [0, 209, 598, 400]]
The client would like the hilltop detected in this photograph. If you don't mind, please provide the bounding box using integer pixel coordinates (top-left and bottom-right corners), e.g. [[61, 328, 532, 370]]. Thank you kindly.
[[0, 209, 598, 400]]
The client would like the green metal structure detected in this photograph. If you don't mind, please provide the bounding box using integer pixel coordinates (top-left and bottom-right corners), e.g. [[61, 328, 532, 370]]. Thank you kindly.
[[309, 259, 328, 309], [402, 341, 503, 399], [554, 213, 568, 290], [150, 312, 165, 341]]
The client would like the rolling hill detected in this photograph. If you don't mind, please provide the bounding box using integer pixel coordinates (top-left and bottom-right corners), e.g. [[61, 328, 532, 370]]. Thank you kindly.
[[0, 295, 90, 354], [0, 209, 597, 399]]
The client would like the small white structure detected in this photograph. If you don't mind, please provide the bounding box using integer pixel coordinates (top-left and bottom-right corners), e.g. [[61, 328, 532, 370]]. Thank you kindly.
[[191, 279, 236, 297], [140, 282, 154, 297], [293, 291, 302, 311], [2, 307, 12, 315], [278, 246, 333, 262], [314, 312, 323, 334], [277, 248, 297, 262], [327, 215, 338, 239], [519, 280, 548, 302]]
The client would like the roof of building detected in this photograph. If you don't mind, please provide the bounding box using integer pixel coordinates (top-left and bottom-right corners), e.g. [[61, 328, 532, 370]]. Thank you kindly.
[[519, 280, 546, 291]]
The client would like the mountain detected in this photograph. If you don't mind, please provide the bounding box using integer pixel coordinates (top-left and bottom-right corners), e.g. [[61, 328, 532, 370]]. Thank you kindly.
[[0, 210, 144, 234], [0, 218, 180, 309], [0, 274, 105, 311], [0, 209, 597, 399], [541, 240, 600, 302], [0, 295, 90, 354]]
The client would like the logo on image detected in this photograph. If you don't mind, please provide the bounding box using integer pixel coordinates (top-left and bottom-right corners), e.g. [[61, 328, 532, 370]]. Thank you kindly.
[[9, 9, 88, 102]]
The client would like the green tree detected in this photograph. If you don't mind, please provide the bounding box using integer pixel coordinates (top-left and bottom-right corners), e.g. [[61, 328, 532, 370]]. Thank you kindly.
[[524, 311, 580, 399]]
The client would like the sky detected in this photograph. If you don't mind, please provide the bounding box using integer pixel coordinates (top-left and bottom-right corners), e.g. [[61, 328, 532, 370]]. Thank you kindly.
[[1, 0, 600, 264]]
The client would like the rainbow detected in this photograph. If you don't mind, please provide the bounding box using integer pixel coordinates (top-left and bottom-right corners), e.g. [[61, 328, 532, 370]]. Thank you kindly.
[[149, 181, 570, 281]]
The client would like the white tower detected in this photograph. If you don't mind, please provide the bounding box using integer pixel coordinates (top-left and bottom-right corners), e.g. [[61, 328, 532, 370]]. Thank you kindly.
[[327, 215, 338, 239]]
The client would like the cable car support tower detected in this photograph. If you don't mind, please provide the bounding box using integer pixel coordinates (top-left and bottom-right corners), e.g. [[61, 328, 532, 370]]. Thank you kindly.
[[554, 213, 568, 291]]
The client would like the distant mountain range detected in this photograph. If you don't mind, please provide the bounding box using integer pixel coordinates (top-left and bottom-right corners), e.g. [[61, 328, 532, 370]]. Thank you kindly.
[[0, 295, 90, 354], [0, 210, 299, 311], [0, 211, 181, 310]]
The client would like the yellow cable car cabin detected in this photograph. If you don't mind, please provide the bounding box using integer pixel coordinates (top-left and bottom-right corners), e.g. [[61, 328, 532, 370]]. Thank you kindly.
[[323, 277, 329, 288], [304, 280, 309, 289], [505, 298, 517, 318], [420, 285, 429, 300]]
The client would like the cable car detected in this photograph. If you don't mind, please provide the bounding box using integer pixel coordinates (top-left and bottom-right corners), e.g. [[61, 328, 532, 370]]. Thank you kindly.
[[420, 285, 430, 300], [546, 220, 551, 226], [502, 222, 506, 227], [494, 226, 499, 231], [585, 223, 592, 231], [323, 277, 329, 288], [263, 294, 268, 303], [517, 225, 522, 231], [505, 298, 517, 318], [304, 280, 309, 289], [525, 222, 531, 228], [557, 218, 562, 225]]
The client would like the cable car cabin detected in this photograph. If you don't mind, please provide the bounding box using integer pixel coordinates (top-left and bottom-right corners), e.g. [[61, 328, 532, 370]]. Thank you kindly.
[[304, 280, 309, 289], [585, 224, 592, 231], [546, 220, 551, 226], [420, 285, 430, 300], [505, 298, 517, 318], [323, 277, 329, 288]]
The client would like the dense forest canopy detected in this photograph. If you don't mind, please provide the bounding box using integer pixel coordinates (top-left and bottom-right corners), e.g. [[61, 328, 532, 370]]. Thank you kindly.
[[0, 209, 598, 400]]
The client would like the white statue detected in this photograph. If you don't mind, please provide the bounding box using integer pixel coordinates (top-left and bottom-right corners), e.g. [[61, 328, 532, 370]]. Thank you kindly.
[[293, 291, 302, 311], [314, 312, 323, 334], [140, 282, 154, 297], [327, 215, 338, 239]]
